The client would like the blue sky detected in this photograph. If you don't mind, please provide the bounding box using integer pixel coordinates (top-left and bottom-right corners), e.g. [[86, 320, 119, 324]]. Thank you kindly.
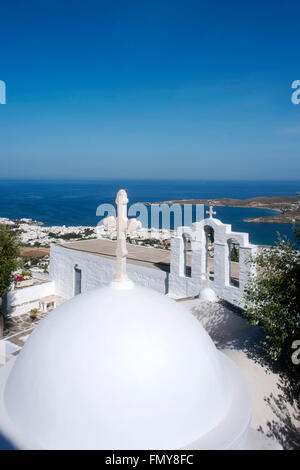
[[0, 1, 300, 180]]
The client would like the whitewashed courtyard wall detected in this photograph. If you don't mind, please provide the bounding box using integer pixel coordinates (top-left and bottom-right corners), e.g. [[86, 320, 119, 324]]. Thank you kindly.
[[4, 281, 55, 316], [50, 245, 168, 299]]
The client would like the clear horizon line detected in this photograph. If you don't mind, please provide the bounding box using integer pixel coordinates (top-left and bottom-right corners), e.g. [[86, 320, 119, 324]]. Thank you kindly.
[[0, 177, 300, 182]]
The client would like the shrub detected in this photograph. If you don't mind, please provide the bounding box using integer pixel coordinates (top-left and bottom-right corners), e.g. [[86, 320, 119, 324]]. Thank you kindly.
[[0, 225, 20, 300], [21, 270, 32, 279], [244, 234, 300, 360], [30, 308, 38, 320]]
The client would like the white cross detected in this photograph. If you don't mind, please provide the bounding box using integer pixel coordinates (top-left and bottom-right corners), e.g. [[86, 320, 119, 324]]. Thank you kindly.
[[206, 205, 216, 219], [113, 189, 140, 283], [114, 189, 129, 282]]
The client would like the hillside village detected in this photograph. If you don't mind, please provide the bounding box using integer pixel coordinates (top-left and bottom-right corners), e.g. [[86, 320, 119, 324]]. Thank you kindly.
[[0, 216, 172, 276]]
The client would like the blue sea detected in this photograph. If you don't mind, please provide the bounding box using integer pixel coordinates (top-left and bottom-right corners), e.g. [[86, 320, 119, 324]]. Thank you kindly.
[[0, 179, 299, 246]]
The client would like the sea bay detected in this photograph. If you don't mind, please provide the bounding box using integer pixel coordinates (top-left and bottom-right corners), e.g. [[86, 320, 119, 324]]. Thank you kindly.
[[0, 179, 299, 246]]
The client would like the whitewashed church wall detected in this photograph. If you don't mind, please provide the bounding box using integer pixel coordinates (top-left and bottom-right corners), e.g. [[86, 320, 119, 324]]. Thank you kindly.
[[49, 245, 168, 299], [190, 241, 203, 280], [170, 237, 183, 277], [238, 246, 256, 291], [168, 274, 200, 299], [169, 235, 200, 298], [212, 282, 244, 307], [214, 242, 226, 289]]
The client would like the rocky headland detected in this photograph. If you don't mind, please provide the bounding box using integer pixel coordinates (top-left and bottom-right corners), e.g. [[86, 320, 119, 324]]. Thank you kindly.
[[142, 196, 300, 224]]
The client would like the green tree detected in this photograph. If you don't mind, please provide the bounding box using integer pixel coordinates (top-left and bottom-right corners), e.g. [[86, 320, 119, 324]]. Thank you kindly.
[[0, 225, 20, 301], [244, 234, 300, 360]]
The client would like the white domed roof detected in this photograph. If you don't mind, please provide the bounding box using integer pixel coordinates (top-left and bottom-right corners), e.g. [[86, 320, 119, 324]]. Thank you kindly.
[[3, 283, 231, 450]]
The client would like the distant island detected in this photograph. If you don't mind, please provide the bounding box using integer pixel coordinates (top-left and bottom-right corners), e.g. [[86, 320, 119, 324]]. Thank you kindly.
[[142, 196, 300, 224]]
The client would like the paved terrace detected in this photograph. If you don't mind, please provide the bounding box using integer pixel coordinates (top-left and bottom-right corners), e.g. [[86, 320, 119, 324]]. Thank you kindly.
[[60, 239, 239, 280]]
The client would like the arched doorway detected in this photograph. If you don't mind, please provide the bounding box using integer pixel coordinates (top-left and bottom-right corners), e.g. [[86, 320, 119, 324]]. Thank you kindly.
[[74, 265, 82, 295]]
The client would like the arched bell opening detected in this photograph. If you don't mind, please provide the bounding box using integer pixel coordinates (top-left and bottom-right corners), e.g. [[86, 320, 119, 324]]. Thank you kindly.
[[204, 226, 214, 281], [227, 239, 240, 287], [182, 233, 192, 278]]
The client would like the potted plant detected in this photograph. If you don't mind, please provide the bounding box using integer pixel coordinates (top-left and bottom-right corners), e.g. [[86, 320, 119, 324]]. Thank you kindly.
[[30, 309, 38, 321]]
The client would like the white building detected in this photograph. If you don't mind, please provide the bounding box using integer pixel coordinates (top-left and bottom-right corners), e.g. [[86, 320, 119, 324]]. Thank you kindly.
[[48, 211, 256, 309], [3, 208, 257, 317], [0, 190, 280, 450]]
